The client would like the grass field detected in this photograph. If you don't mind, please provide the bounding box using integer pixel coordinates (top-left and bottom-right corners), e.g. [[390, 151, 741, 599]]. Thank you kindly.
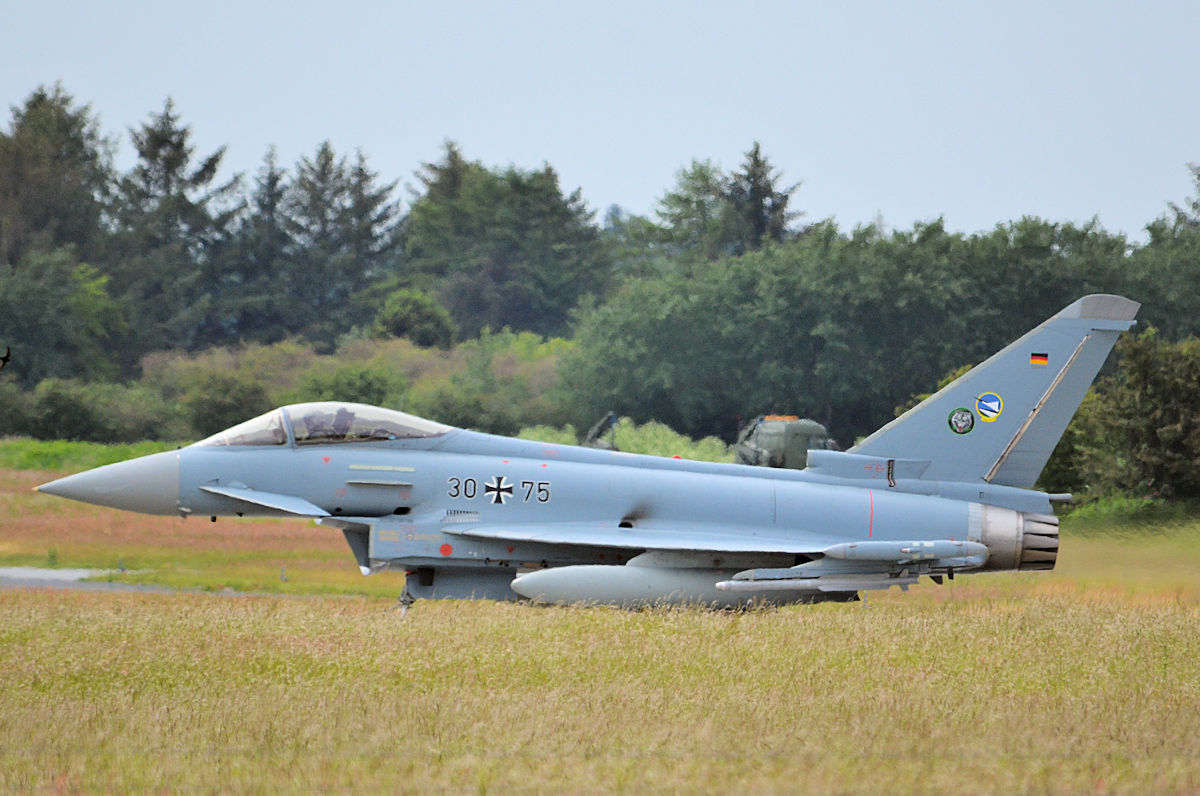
[[3, 458, 1200, 793]]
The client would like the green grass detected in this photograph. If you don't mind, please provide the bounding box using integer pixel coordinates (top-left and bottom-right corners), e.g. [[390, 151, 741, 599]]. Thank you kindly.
[[80, 550, 411, 598], [0, 437, 182, 472], [1063, 491, 1200, 528]]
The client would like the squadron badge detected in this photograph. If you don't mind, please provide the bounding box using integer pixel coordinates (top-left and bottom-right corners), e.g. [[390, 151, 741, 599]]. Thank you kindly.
[[948, 408, 975, 435], [975, 392, 1003, 422]]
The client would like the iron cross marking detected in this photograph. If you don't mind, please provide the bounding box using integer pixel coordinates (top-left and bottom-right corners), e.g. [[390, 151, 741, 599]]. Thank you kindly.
[[485, 475, 514, 505]]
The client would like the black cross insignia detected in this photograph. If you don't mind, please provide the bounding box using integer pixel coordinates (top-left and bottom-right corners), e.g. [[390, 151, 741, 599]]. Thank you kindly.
[[485, 475, 513, 505]]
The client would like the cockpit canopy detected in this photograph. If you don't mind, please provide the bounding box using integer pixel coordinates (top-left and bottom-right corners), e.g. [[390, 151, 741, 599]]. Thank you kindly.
[[196, 402, 453, 447]]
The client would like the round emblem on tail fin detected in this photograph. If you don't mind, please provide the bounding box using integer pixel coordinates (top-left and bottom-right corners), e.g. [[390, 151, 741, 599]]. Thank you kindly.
[[948, 408, 974, 435], [975, 392, 1003, 422]]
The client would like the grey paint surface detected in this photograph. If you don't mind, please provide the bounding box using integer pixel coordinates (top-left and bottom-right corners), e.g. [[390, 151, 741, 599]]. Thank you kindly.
[[36, 296, 1138, 607]]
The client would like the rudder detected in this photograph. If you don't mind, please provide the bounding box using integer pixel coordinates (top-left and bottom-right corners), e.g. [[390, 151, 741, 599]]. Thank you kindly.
[[850, 294, 1139, 487]]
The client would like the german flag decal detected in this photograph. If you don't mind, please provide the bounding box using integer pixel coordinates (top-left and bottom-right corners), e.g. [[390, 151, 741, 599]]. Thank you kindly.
[[1030, 352, 1049, 366]]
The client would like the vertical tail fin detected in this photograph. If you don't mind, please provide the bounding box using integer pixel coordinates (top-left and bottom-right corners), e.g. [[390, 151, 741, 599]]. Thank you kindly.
[[850, 295, 1139, 487]]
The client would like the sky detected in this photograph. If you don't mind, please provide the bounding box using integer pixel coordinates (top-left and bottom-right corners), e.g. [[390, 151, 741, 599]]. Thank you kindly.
[[3, 0, 1199, 241]]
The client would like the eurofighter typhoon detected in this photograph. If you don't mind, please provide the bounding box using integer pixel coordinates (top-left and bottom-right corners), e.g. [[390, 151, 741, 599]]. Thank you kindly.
[[38, 295, 1138, 606]]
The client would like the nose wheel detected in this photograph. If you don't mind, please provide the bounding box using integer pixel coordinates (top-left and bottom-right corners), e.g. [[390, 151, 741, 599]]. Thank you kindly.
[[393, 584, 416, 615]]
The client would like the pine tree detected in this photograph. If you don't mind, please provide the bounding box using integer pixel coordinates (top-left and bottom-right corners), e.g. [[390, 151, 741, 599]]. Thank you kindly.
[[402, 142, 610, 337], [725, 142, 800, 253], [283, 142, 400, 343], [110, 99, 242, 353], [0, 84, 113, 267]]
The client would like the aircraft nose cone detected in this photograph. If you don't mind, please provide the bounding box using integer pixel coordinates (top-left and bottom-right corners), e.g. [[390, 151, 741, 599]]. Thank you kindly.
[[37, 450, 181, 515]]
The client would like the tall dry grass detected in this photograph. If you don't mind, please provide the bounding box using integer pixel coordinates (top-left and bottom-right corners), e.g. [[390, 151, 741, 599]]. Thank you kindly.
[[4, 465, 1200, 792], [1, 584, 1198, 793]]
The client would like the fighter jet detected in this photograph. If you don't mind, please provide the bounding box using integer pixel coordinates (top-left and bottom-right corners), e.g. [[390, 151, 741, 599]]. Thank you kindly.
[[37, 295, 1138, 607]]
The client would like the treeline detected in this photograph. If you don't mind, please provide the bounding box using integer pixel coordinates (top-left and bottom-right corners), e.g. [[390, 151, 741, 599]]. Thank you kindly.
[[567, 215, 1200, 440], [3, 84, 1200, 499], [0, 86, 615, 382]]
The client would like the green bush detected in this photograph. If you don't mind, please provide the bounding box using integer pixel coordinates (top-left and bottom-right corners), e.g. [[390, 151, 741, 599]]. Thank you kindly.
[[1048, 330, 1200, 501], [180, 371, 274, 437], [400, 330, 574, 433], [0, 381, 33, 437], [373, 289, 456, 348], [405, 381, 516, 433], [26, 380, 184, 442], [513, 417, 733, 462], [28, 380, 104, 441], [605, 417, 733, 462], [141, 342, 320, 406], [287, 362, 404, 407], [516, 424, 580, 445]]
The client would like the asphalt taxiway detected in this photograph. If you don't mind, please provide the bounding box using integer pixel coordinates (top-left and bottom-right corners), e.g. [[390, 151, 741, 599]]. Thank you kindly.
[[0, 567, 174, 593]]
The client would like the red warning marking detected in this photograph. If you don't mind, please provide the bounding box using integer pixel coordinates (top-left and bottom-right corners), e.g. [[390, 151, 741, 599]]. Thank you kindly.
[[507, 546, 515, 554], [439, 543, 453, 557], [868, 491, 874, 538], [322, 456, 331, 464]]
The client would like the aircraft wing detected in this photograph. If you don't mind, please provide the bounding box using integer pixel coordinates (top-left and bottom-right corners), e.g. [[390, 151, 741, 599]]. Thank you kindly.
[[199, 484, 329, 517], [444, 521, 842, 555]]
